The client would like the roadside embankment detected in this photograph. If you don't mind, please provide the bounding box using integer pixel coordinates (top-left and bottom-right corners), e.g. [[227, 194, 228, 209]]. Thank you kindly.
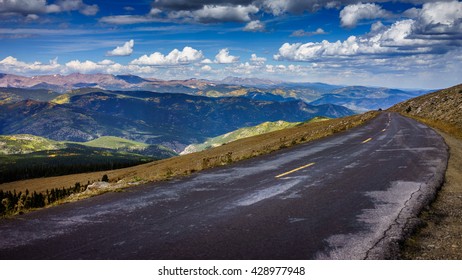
[[388, 84, 462, 259]]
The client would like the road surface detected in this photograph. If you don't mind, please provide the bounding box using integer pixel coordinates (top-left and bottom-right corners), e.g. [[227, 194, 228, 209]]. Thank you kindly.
[[0, 113, 448, 259]]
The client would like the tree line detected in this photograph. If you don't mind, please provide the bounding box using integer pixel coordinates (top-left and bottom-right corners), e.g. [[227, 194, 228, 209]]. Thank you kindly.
[[0, 174, 108, 216], [0, 157, 147, 184]]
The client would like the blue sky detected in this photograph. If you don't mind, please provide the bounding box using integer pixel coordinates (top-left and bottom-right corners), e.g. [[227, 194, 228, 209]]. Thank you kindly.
[[0, 0, 461, 88]]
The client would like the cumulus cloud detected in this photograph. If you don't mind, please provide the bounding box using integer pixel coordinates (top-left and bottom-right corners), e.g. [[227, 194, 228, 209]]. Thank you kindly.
[[0, 0, 98, 18], [277, 1, 462, 62], [262, 0, 346, 15], [106, 40, 134, 56], [168, 4, 259, 23], [411, 1, 462, 38], [130, 47, 204, 66], [195, 4, 258, 23], [215, 48, 240, 64], [291, 28, 327, 37], [201, 58, 213, 64], [340, 3, 391, 28], [101, 3, 258, 24], [0, 56, 61, 73], [243, 20, 265, 32], [201, 65, 212, 71], [250, 53, 266, 65], [98, 59, 116, 65]]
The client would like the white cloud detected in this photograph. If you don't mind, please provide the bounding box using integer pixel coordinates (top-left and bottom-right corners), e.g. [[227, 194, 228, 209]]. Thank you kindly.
[[243, 20, 265, 32], [194, 4, 258, 23], [250, 53, 266, 65], [340, 3, 391, 28], [106, 40, 134, 56], [276, 2, 462, 63], [130, 47, 204, 66], [65, 59, 100, 73], [0, 55, 61, 73], [0, 0, 98, 18], [64, 59, 132, 74], [98, 59, 116, 65], [170, 4, 259, 23], [49, 0, 99, 16], [215, 48, 239, 64], [201, 65, 212, 71], [100, 15, 163, 25], [201, 58, 213, 64], [261, 0, 289, 16], [412, 1, 462, 38], [275, 36, 365, 61], [25, 14, 39, 21], [0, 0, 48, 15], [291, 28, 327, 37], [102, 3, 259, 24]]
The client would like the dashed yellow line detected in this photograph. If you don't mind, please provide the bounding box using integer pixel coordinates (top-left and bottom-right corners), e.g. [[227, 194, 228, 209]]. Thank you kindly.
[[275, 162, 315, 178], [362, 137, 373, 144]]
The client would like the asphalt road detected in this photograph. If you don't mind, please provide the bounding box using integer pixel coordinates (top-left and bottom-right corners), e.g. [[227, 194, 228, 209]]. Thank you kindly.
[[0, 113, 448, 259]]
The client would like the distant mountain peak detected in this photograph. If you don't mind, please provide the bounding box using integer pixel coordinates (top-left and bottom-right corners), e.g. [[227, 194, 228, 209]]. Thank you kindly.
[[220, 76, 279, 86]]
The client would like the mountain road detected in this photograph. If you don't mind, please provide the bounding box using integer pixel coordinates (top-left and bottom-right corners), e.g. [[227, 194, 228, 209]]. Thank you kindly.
[[0, 113, 448, 259]]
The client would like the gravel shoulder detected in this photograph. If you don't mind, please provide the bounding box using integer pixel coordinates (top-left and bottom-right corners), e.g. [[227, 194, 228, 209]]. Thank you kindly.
[[401, 130, 462, 259]]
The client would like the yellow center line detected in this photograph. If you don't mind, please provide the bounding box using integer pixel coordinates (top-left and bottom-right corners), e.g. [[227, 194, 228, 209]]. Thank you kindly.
[[362, 137, 373, 144], [275, 162, 315, 179]]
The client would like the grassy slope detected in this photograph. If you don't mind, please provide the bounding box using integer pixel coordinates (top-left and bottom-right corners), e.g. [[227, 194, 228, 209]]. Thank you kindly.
[[181, 120, 302, 154], [0, 134, 153, 155], [0, 134, 65, 154], [182, 117, 331, 154], [74, 136, 149, 150], [0, 111, 378, 195], [389, 84, 462, 259], [0, 134, 178, 156]]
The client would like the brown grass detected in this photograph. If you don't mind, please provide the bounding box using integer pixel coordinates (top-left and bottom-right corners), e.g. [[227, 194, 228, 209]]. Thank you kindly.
[[401, 115, 462, 140], [389, 84, 462, 139], [0, 111, 378, 196]]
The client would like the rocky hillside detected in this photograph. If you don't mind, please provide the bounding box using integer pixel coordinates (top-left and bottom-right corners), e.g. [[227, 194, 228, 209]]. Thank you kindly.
[[389, 84, 462, 138]]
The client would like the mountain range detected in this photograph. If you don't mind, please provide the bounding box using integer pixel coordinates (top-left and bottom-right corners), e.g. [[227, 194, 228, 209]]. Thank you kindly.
[[0, 73, 428, 112], [0, 88, 354, 152]]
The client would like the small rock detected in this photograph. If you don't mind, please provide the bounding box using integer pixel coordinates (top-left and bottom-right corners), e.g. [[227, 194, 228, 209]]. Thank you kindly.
[[86, 181, 110, 191]]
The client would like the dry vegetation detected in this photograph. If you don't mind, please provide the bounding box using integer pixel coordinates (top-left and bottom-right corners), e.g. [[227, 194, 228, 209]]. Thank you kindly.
[[389, 84, 462, 139], [390, 84, 462, 259], [1, 111, 378, 198]]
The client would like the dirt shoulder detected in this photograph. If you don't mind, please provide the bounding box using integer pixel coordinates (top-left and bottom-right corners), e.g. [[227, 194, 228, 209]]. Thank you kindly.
[[401, 130, 462, 259]]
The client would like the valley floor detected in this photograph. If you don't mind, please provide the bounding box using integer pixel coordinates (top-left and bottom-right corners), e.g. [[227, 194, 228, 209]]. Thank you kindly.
[[401, 130, 462, 259]]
